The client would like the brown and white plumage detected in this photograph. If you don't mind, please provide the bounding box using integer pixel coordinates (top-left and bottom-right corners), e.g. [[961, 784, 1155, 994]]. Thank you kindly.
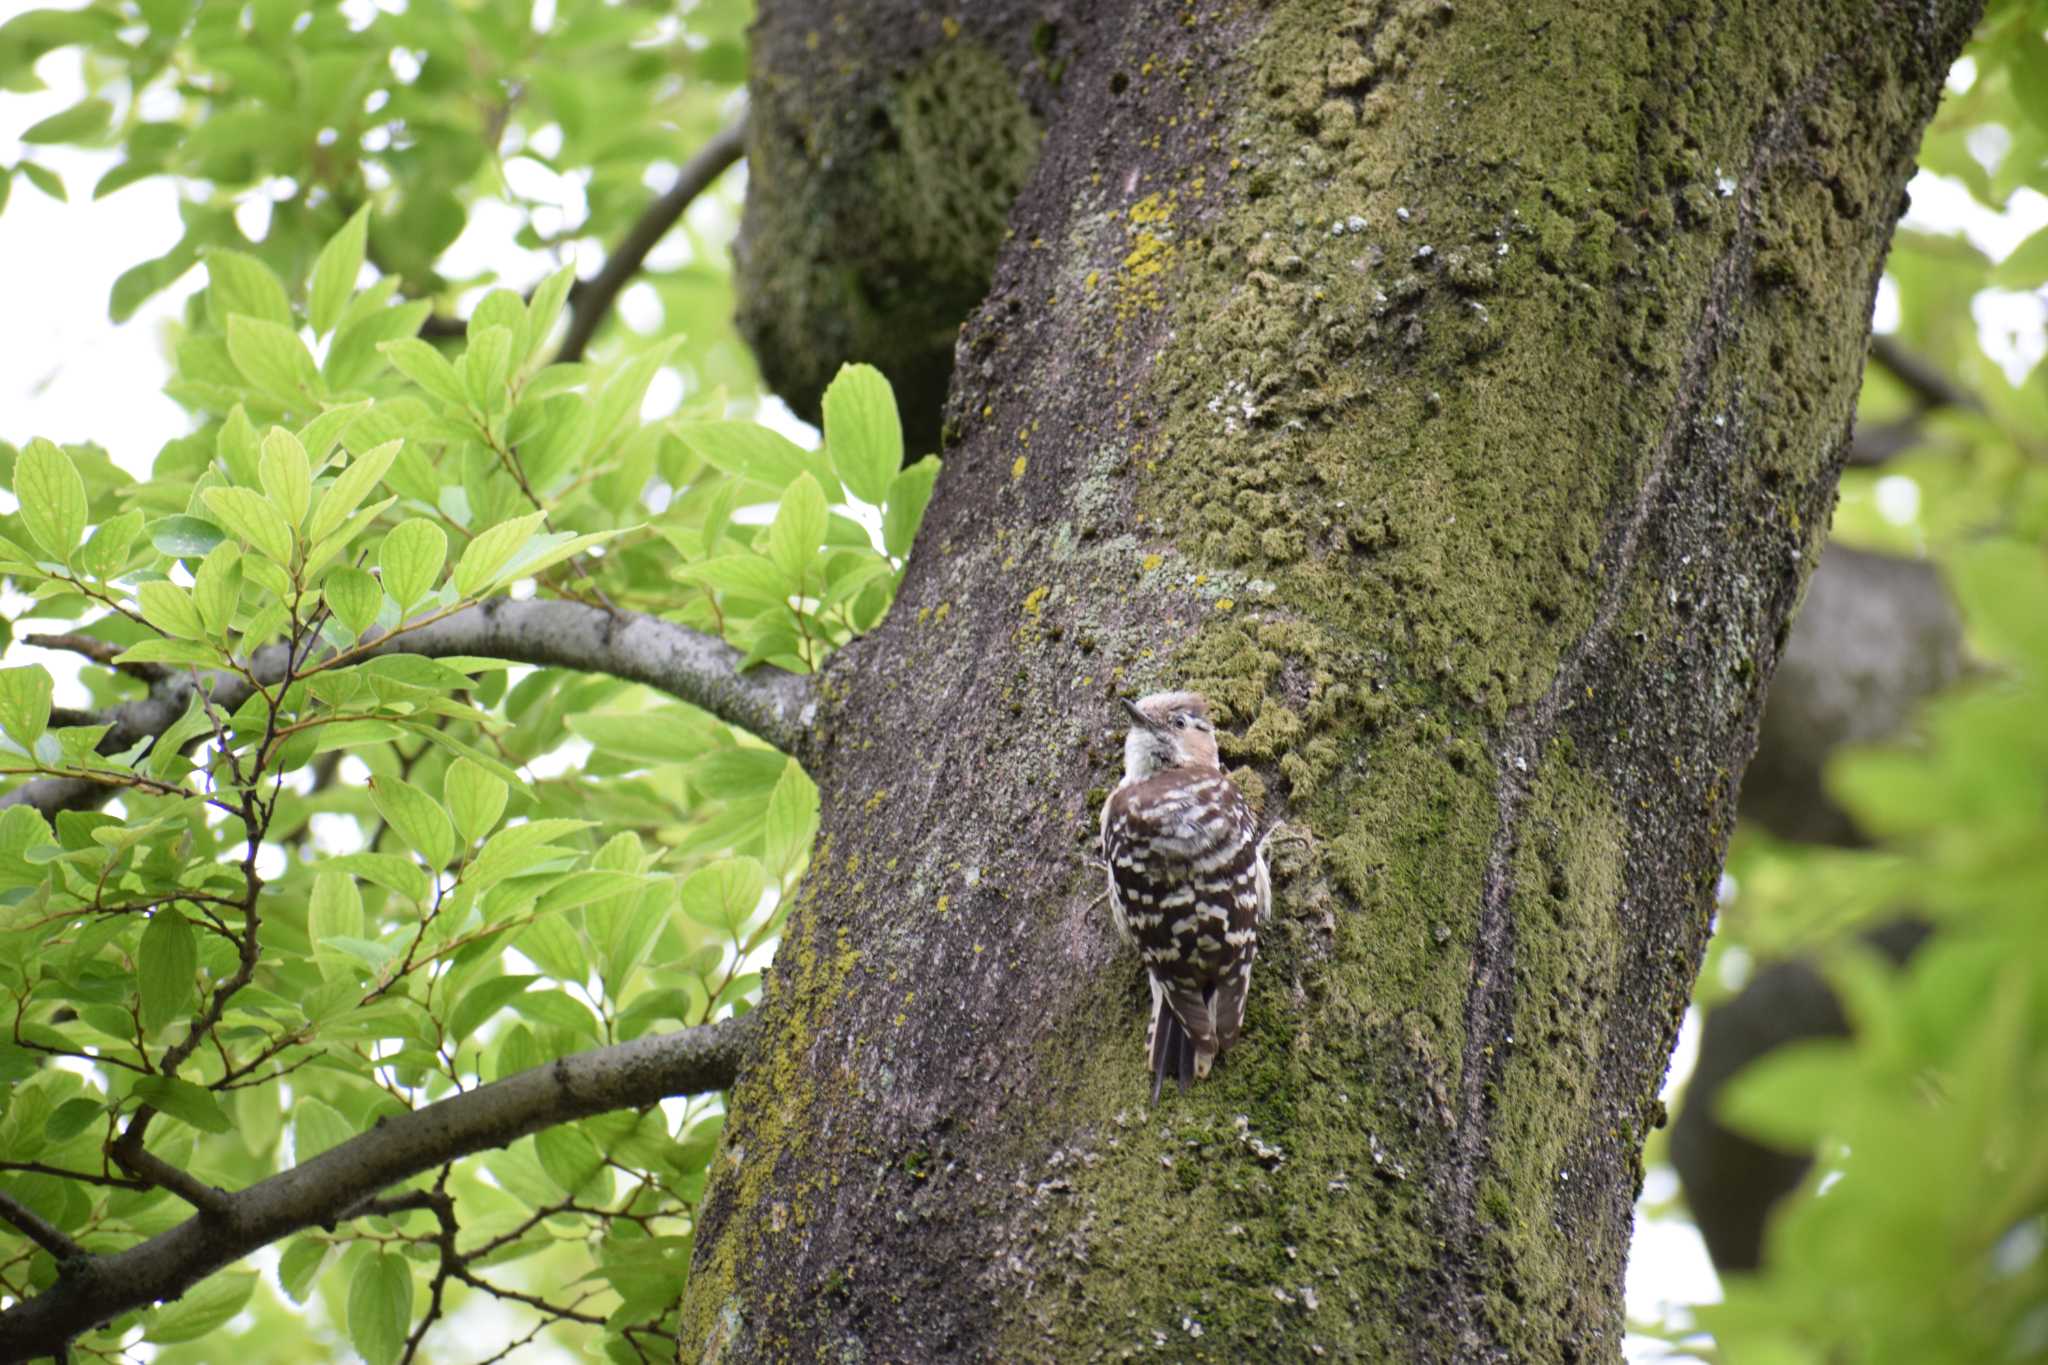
[[1100, 691, 1269, 1099]]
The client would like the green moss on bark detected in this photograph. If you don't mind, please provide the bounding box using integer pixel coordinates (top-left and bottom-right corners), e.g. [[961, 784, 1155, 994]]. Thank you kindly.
[[738, 37, 1044, 451]]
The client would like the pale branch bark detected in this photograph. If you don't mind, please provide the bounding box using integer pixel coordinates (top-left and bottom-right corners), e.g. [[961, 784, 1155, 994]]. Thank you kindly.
[[0, 1012, 758, 1363], [556, 114, 749, 364], [2, 599, 815, 818]]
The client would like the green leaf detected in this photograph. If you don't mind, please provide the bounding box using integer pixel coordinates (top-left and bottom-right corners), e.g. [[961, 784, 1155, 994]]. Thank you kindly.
[[226, 315, 321, 407], [18, 160, 64, 202], [131, 1074, 228, 1133], [112, 638, 225, 668], [308, 868, 365, 948], [137, 907, 197, 1033], [149, 514, 226, 559], [347, 1251, 412, 1365], [191, 541, 243, 636], [370, 774, 455, 869], [822, 363, 903, 505], [306, 438, 400, 545], [454, 511, 546, 596], [45, 1096, 103, 1142], [680, 857, 767, 934], [278, 1236, 330, 1304], [448, 973, 540, 1042], [523, 265, 576, 361], [767, 472, 827, 585], [308, 205, 370, 337], [0, 667, 53, 750], [677, 421, 816, 490], [1719, 1039, 1858, 1148], [883, 456, 941, 559], [535, 1123, 605, 1198], [137, 580, 207, 640], [445, 756, 508, 843], [462, 324, 514, 412], [202, 486, 295, 564], [763, 761, 819, 880], [294, 1097, 355, 1160], [379, 337, 469, 408], [259, 425, 312, 526], [205, 249, 293, 329], [145, 1269, 257, 1344], [379, 518, 446, 611], [323, 565, 383, 637], [76, 507, 143, 579], [15, 437, 88, 561], [21, 97, 111, 143], [1991, 222, 2048, 290], [675, 553, 792, 604]]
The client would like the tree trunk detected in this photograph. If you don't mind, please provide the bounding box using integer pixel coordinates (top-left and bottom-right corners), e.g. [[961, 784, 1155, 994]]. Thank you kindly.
[[687, 1, 1975, 1359]]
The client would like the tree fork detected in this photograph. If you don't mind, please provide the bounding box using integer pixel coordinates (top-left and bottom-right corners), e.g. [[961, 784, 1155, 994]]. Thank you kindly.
[[688, 0, 1975, 1359]]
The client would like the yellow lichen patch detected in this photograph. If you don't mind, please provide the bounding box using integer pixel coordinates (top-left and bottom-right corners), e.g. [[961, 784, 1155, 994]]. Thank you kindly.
[[1013, 454, 1029, 480], [937, 894, 951, 914], [1141, 552, 1164, 573], [1085, 269, 1101, 290], [934, 601, 951, 623], [1128, 191, 1175, 226], [1023, 584, 1051, 615], [1215, 598, 1235, 612], [1122, 231, 1172, 279], [940, 14, 959, 39]]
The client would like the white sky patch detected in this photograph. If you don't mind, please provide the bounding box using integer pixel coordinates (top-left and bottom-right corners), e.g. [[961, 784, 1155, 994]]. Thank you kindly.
[[1871, 275, 1902, 333], [1874, 473, 1922, 525], [1973, 288, 2048, 385]]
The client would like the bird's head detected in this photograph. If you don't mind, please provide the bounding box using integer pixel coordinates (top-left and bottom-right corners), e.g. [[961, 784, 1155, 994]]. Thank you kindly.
[[1119, 690, 1219, 781]]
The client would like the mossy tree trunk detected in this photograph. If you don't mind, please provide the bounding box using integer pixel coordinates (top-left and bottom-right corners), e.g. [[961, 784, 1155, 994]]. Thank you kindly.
[[688, 1, 1975, 1358]]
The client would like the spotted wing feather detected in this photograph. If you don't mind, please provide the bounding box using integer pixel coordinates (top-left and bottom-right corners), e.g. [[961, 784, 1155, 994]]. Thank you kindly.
[[1101, 765, 1264, 1090]]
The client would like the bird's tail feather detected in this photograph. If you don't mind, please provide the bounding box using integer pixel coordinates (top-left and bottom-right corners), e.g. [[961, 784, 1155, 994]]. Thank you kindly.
[[1149, 999, 1195, 1103]]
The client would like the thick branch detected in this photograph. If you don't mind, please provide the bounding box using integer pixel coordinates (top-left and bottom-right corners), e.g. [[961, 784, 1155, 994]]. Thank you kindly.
[[0, 600, 814, 818], [0, 1013, 757, 1363], [556, 114, 749, 364]]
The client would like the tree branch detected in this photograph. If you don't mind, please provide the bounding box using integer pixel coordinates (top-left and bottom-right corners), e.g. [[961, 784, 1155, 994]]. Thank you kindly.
[[0, 599, 815, 818], [1868, 334, 1979, 414], [0, 1189, 85, 1263], [555, 115, 749, 364], [0, 1013, 758, 1363]]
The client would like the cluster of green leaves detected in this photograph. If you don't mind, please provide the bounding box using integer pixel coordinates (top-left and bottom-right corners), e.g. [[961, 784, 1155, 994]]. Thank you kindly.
[[1640, 3, 2048, 1358], [0, 202, 932, 1358], [0, 0, 749, 382], [1696, 541, 2048, 1363]]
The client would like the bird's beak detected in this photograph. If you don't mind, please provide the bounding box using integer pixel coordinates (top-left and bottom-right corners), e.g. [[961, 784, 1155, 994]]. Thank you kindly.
[[1120, 698, 1151, 727]]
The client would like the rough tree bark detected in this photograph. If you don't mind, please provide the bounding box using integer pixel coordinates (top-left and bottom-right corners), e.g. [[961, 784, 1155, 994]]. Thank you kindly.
[[688, 1, 1975, 1359]]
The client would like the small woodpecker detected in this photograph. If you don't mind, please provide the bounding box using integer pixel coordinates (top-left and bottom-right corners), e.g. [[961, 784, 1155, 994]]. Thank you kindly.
[[1100, 690, 1269, 1100]]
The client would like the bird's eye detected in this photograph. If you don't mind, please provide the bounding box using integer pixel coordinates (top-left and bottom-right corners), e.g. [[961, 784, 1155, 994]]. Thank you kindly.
[[1174, 715, 1189, 729]]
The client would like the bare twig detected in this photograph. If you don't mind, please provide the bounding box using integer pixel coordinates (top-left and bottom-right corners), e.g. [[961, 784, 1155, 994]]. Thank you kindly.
[[556, 115, 749, 363], [0, 1012, 758, 1362], [0, 1163, 146, 1192]]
